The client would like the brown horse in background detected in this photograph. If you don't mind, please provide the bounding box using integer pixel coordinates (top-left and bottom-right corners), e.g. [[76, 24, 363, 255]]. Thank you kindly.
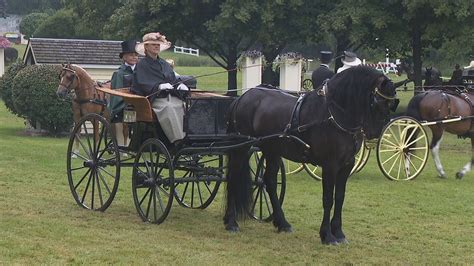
[[406, 89, 474, 179], [56, 64, 128, 156]]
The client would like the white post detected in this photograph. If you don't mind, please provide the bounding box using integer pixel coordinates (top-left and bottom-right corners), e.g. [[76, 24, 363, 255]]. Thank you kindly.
[[241, 56, 262, 93], [0, 48, 4, 77], [279, 59, 302, 91]]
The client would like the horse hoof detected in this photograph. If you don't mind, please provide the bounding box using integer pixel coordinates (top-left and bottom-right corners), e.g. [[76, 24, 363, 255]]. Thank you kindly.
[[321, 239, 339, 245], [278, 226, 293, 233], [438, 174, 447, 179], [225, 224, 240, 232], [336, 238, 349, 244], [456, 172, 464, 179]]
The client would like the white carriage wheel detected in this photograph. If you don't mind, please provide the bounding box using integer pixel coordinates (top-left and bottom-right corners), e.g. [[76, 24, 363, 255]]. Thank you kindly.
[[377, 116, 429, 181]]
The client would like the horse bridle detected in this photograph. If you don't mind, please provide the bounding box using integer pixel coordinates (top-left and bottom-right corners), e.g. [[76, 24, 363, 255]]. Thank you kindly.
[[59, 67, 78, 92]]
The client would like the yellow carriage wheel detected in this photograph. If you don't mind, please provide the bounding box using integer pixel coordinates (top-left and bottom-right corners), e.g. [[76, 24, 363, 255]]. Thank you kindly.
[[377, 116, 429, 181], [302, 138, 369, 181], [302, 163, 322, 181], [281, 158, 304, 175]]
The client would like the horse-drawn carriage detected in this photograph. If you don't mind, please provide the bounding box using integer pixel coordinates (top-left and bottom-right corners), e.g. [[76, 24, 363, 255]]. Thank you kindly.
[[66, 86, 286, 224]]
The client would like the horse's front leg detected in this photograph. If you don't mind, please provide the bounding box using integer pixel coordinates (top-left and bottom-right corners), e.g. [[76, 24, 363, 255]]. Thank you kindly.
[[331, 161, 352, 244], [320, 164, 337, 244], [456, 135, 474, 179], [263, 154, 292, 232]]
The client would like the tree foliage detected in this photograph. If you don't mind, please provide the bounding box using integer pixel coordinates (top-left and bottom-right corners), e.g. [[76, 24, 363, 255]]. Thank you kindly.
[[6, 0, 61, 15], [19, 12, 49, 39], [33, 9, 79, 39]]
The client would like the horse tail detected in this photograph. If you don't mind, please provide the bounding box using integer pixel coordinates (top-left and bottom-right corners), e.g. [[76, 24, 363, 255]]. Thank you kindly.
[[225, 146, 252, 221], [405, 92, 427, 120]]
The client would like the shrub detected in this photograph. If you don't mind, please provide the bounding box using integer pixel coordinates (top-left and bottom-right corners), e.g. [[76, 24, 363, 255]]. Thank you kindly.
[[0, 61, 25, 115], [4, 47, 18, 63], [12, 64, 73, 135]]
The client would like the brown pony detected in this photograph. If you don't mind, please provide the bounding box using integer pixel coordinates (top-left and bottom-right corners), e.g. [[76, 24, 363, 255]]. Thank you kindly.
[[406, 89, 474, 178], [56, 64, 128, 156]]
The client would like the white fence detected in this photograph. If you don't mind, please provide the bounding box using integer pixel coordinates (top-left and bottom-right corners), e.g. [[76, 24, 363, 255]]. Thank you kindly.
[[174, 46, 199, 57]]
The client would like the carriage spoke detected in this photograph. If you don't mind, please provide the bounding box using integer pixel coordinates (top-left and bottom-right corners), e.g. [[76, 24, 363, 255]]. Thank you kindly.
[[91, 170, 96, 209], [387, 127, 400, 144], [403, 127, 418, 147], [406, 151, 426, 162], [95, 171, 104, 207], [97, 169, 112, 195], [76, 136, 93, 159], [81, 171, 94, 205], [196, 182, 204, 206], [397, 152, 405, 180], [382, 150, 401, 166], [259, 186, 263, 220], [139, 187, 151, 206], [250, 186, 261, 215], [406, 154, 420, 173], [379, 148, 400, 153], [387, 151, 401, 176], [74, 168, 91, 190], [262, 189, 272, 215], [380, 137, 399, 149], [191, 181, 195, 207], [155, 185, 165, 213], [145, 187, 154, 219], [408, 146, 428, 151], [405, 135, 426, 148]]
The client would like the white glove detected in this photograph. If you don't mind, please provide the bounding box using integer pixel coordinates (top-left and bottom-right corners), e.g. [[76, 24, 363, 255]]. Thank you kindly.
[[159, 83, 174, 90], [177, 83, 189, 91]]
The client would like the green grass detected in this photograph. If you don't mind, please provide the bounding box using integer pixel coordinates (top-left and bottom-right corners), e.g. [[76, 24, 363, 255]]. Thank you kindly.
[[1, 75, 474, 264]]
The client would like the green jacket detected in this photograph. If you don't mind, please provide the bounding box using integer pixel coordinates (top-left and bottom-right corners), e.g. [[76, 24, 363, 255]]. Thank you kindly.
[[109, 64, 134, 121]]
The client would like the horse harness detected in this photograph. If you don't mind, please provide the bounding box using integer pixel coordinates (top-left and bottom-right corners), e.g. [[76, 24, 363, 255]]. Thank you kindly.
[[436, 90, 474, 133]]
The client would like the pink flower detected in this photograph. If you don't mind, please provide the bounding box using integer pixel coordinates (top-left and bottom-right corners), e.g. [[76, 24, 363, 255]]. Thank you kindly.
[[0, 37, 11, 48]]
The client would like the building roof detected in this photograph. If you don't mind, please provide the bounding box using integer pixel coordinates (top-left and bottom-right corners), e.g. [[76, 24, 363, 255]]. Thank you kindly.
[[24, 38, 123, 67]]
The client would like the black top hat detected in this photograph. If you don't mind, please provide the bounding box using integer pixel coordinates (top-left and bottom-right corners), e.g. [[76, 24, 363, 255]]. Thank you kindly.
[[319, 51, 333, 63], [119, 40, 138, 58]]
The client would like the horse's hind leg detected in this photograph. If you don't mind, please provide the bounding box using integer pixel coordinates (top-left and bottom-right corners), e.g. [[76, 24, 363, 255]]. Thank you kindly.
[[263, 154, 292, 232], [456, 136, 474, 179], [430, 127, 446, 178]]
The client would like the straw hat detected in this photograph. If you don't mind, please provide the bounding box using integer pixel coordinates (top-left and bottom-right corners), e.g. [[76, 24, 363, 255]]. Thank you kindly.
[[135, 32, 172, 56]]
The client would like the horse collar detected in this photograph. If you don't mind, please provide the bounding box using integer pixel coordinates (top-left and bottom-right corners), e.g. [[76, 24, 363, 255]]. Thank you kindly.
[[327, 101, 362, 135]]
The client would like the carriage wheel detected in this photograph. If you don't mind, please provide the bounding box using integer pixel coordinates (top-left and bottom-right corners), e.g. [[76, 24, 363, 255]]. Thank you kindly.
[[377, 116, 429, 181], [248, 149, 286, 222], [302, 79, 313, 91], [173, 154, 224, 209], [302, 164, 322, 181], [351, 138, 372, 174], [132, 139, 174, 224], [302, 138, 370, 180], [67, 113, 120, 211], [282, 158, 304, 175]]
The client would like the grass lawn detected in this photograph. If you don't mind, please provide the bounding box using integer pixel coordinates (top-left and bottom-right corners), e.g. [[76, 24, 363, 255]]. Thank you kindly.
[[1, 74, 474, 263]]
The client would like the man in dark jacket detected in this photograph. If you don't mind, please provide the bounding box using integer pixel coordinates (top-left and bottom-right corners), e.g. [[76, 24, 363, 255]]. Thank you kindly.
[[109, 40, 139, 122], [311, 51, 334, 89]]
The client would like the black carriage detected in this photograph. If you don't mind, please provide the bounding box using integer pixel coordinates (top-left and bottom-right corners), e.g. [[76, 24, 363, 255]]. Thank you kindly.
[[66, 88, 285, 224]]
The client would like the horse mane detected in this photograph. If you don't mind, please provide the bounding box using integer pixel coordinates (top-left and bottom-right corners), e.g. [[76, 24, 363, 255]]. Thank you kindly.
[[70, 64, 95, 83], [327, 66, 385, 123]]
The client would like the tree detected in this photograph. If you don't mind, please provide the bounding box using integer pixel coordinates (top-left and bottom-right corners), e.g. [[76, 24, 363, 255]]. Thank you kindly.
[[6, 0, 61, 15], [106, 0, 260, 95], [62, 0, 125, 39], [33, 9, 79, 39], [19, 12, 49, 39]]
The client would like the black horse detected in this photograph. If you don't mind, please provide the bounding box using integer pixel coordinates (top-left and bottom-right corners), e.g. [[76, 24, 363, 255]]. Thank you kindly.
[[224, 66, 398, 244]]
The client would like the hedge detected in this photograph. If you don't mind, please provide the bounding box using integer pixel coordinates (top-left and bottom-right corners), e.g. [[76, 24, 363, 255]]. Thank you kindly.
[[12, 64, 73, 135], [0, 61, 25, 115]]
